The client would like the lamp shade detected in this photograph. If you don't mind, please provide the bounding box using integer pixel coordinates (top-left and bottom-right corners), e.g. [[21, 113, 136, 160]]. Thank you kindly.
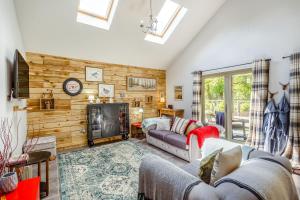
[[138, 108, 144, 113]]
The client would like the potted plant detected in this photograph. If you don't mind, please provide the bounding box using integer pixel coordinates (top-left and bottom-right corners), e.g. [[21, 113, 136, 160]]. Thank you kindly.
[[0, 118, 19, 194]]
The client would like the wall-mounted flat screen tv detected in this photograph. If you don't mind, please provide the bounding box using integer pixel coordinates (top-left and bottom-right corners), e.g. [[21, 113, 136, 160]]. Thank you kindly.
[[13, 50, 29, 99]]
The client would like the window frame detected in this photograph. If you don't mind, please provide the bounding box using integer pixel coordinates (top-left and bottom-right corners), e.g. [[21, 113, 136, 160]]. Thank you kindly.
[[201, 68, 252, 142], [77, 0, 114, 22], [144, 0, 187, 44], [149, 5, 183, 38]]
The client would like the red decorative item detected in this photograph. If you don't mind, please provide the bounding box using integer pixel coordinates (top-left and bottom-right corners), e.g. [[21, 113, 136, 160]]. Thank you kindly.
[[132, 122, 142, 129], [186, 126, 220, 148], [1, 177, 40, 200]]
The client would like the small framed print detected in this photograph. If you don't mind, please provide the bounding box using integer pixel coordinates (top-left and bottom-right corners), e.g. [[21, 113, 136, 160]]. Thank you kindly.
[[63, 78, 83, 96], [86, 66, 103, 82], [174, 86, 183, 101], [99, 84, 115, 98]]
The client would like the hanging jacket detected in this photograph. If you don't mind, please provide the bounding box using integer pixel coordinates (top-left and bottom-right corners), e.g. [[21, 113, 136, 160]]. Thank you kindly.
[[277, 94, 290, 155], [263, 99, 279, 154], [215, 111, 225, 127]]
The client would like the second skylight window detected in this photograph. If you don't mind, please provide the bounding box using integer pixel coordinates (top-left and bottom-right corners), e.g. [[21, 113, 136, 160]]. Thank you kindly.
[[145, 0, 187, 44], [77, 0, 119, 30]]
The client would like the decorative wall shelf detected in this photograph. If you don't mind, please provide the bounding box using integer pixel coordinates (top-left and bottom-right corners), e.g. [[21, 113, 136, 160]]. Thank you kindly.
[[132, 98, 141, 107], [40, 98, 55, 110], [145, 95, 153, 104]]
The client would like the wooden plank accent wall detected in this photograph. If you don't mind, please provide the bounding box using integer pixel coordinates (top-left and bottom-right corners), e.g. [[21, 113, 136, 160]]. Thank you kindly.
[[26, 52, 166, 151]]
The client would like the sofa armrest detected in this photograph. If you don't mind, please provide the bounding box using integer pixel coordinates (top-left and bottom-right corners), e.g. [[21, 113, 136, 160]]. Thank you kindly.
[[248, 149, 273, 159], [142, 124, 157, 135], [202, 138, 241, 158], [139, 155, 200, 200], [189, 134, 202, 161], [188, 182, 220, 200]]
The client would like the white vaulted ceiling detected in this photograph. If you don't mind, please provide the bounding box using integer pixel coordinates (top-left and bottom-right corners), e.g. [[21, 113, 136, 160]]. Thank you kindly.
[[14, 0, 226, 69]]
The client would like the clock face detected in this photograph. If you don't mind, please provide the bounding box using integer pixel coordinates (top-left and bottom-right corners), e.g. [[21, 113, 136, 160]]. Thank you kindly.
[[63, 78, 83, 96]]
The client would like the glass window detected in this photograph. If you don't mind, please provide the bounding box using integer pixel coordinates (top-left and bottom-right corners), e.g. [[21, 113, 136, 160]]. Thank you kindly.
[[204, 76, 225, 138], [203, 70, 252, 141], [231, 73, 252, 141], [145, 0, 187, 44], [77, 0, 119, 30]]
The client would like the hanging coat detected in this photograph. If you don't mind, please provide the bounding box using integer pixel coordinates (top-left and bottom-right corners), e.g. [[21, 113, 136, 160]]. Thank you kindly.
[[277, 94, 290, 155], [263, 99, 279, 154]]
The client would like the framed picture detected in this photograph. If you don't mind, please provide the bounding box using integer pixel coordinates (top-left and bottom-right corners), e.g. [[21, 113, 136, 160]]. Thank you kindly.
[[174, 86, 183, 101], [99, 84, 115, 98], [86, 66, 103, 82], [127, 76, 157, 91]]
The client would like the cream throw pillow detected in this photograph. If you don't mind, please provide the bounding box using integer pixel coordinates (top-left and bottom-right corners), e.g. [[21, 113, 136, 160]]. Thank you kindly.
[[156, 118, 171, 131], [199, 148, 223, 184], [210, 146, 242, 185]]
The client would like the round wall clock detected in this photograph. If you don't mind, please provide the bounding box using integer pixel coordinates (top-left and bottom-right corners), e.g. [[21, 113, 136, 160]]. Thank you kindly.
[[63, 78, 83, 96]]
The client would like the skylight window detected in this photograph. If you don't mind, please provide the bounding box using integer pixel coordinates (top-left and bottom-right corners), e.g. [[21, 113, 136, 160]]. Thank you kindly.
[[77, 0, 119, 30], [145, 0, 187, 44]]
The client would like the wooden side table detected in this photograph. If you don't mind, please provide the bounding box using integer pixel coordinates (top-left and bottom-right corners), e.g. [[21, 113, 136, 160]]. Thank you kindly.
[[1, 177, 40, 200], [131, 122, 144, 139], [8, 151, 51, 198], [159, 108, 184, 118]]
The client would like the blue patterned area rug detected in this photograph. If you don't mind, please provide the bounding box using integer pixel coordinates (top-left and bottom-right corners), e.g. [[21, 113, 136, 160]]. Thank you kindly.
[[58, 141, 151, 200]]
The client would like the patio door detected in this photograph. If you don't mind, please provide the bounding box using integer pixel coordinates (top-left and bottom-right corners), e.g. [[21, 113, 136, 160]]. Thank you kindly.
[[202, 70, 252, 142], [203, 76, 226, 138]]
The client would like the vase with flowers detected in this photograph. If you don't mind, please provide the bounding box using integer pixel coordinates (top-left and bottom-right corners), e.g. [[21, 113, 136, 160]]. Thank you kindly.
[[0, 118, 19, 194], [0, 116, 40, 195]]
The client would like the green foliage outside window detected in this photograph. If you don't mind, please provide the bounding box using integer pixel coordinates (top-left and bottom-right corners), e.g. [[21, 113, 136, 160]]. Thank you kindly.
[[204, 73, 252, 118]]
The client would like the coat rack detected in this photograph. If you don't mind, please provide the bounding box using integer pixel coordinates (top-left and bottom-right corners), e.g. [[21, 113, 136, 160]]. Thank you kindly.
[[268, 82, 289, 100], [279, 82, 289, 91], [269, 91, 278, 99]]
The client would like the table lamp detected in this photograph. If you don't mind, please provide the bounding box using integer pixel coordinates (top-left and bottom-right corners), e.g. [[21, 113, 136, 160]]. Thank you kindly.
[[160, 92, 165, 103], [138, 108, 144, 121]]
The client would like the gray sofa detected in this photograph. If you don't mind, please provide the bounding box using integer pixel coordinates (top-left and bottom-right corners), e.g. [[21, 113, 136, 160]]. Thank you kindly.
[[143, 119, 225, 162], [138, 138, 299, 200], [145, 125, 200, 162]]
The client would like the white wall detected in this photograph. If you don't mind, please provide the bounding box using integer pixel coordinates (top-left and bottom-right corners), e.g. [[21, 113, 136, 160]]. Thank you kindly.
[[167, 0, 300, 118], [0, 0, 27, 155]]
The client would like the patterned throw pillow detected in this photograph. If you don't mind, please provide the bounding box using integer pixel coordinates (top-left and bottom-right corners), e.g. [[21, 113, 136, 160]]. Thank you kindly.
[[171, 117, 189, 135], [184, 122, 198, 136], [210, 146, 242, 185], [198, 148, 223, 184], [195, 121, 204, 127]]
